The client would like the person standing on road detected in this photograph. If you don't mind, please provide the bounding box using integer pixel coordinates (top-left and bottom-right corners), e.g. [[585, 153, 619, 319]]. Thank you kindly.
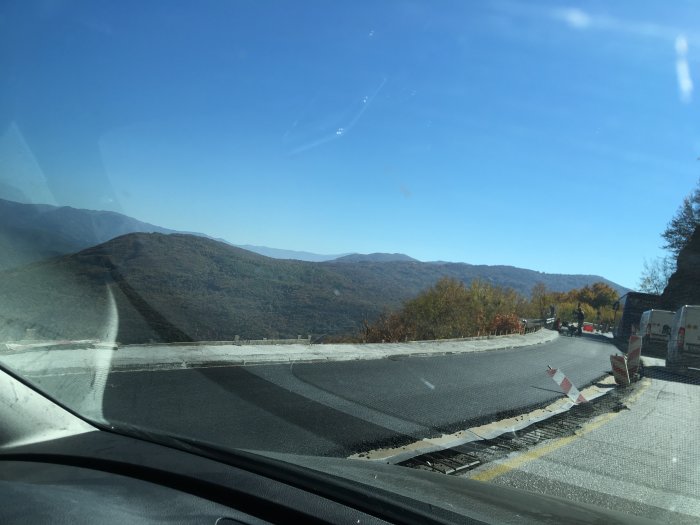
[[575, 303, 585, 336]]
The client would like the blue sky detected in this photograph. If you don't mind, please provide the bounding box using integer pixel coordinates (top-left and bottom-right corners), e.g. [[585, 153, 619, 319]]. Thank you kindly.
[[2, 1, 700, 289]]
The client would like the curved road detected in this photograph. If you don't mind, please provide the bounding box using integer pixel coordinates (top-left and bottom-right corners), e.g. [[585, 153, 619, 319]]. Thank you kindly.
[[36, 333, 618, 457]]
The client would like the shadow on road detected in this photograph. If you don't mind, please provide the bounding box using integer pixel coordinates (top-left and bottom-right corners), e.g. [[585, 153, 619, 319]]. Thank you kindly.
[[591, 377, 615, 389], [573, 332, 617, 346], [640, 342, 668, 359], [643, 365, 700, 386], [530, 385, 567, 395]]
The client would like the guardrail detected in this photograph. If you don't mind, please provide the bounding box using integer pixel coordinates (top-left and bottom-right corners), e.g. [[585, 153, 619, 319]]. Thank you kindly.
[[124, 335, 313, 348], [520, 317, 556, 334]]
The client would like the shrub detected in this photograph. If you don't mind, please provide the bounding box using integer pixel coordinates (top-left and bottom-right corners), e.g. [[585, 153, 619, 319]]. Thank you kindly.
[[489, 313, 523, 334], [362, 277, 523, 342]]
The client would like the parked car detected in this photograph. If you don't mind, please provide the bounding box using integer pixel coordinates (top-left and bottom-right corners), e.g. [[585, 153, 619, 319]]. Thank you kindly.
[[666, 305, 700, 370], [639, 309, 675, 346]]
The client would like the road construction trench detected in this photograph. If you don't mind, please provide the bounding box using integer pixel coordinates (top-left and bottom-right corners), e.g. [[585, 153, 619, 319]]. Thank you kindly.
[[352, 374, 648, 477]]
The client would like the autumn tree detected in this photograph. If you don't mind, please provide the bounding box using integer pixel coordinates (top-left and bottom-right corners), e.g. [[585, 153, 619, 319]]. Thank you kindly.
[[537, 283, 617, 325], [401, 277, 473, 340], [576, 282, 618, 309], [362, 277, 525, 342]]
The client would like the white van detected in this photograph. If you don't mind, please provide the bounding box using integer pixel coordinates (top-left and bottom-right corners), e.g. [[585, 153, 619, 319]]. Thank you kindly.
[[639, 309, 675, 345], [666, 305, 700, 369]]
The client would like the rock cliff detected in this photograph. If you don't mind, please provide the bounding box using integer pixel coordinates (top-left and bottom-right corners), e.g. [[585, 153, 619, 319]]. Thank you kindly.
[[660, 227, 700, 309]]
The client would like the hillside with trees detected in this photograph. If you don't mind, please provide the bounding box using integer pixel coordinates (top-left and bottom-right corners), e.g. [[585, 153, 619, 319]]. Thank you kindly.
[[0, 232, 625, 344], [0, 233, 387, 343], [0, 198, 627, 300], [323, 259, 626, 299]]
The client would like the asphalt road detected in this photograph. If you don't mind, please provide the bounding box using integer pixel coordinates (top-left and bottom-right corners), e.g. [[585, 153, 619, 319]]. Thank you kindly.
[[18, 334, 700, 521], [31, 332, 617, 457]]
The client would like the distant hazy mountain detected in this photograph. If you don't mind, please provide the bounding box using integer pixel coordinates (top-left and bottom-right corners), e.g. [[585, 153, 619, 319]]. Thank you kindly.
[[0, 232, 629, 343], [231, 246, 419, 264], [0, 198, 179, 270], [0, 198, 258, 271], [236, 244, 349, 262], [333, 253, 419, 263], [0, 198, 358, 269], [324, 260, 629, 298]]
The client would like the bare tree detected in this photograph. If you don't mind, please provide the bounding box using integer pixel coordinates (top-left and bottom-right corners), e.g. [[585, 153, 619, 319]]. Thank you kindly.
[[638, 256, 676, 294], [530, 282, 548, 319]]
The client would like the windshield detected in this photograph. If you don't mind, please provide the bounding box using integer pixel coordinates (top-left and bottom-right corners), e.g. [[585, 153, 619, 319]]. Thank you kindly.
[[2, 1, 700, 522]]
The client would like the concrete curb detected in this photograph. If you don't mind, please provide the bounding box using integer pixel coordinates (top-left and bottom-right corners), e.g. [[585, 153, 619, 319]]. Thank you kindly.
[[350, 374, 617, 464], [2, 329, 559, 375]]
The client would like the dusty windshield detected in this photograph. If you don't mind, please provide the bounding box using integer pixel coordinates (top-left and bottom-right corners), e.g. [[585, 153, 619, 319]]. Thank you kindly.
[[2, 1, 700, 522]]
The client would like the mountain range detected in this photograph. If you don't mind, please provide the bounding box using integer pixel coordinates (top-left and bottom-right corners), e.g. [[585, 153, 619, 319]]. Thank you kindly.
[[235, 244, 350, 262], [0, 198, 178, 271], [0, 198, 364, 268], [0, 199, 629, 343]]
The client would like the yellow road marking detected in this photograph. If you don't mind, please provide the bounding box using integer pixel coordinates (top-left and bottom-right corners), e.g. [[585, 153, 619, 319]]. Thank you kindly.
[[471, 379, 651, 483]]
